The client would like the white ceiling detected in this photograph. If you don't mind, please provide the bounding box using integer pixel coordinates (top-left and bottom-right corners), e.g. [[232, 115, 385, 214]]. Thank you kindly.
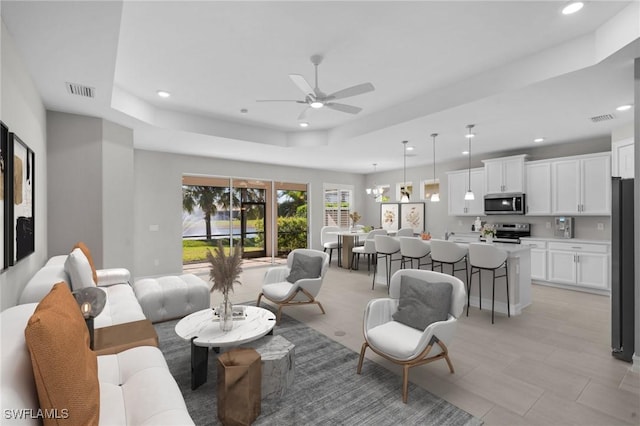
[[1, 1, 638, 174]]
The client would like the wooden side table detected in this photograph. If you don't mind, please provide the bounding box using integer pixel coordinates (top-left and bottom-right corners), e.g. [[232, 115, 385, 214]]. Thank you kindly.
[[93, 319, 159, 356], [217, 348, 261, 425]]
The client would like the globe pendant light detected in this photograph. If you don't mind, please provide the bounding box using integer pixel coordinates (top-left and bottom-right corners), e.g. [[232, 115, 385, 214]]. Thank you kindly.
[[400, 141, 410, 203], [430, 133, 440, 202], [464, 124, 475, 201], [365, 163, 382, 200]]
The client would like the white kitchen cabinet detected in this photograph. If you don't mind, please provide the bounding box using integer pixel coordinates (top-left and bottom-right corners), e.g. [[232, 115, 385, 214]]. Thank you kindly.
[[547, 241, 609, 290], [520, 239, 547, 281], [447, 168, 485, 216], [551, 153, 611, 215], [612, 138, 634, 178], [482, 154, 527, 194], [524, 161, 551, 215]]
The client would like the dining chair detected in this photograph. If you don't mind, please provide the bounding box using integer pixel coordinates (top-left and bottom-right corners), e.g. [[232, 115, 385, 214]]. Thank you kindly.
[[320, 226, 340, 266], [351, 229, 387, 273]]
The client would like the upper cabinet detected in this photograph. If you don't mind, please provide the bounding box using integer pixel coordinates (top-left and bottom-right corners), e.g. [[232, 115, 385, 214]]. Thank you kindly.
[[525, 161, 551, 215], [612, 138, 634, 178], [482, 154, 527, 194], [551, 152, 611, 216], [447, 168, 485, 216]]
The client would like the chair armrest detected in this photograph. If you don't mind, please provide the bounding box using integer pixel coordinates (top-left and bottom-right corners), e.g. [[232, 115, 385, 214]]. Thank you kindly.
[[416, 315, 458, 350], [96, 268, 131, 287], [363, 298, 397, 332], [295, 277, 323, 296], [263, 266, 290, 285]]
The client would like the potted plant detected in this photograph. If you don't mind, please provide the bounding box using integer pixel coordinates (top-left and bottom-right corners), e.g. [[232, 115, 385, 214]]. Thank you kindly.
[[480, 224, 497, 243], [206, 241, 243, 331], [349, 211, 361, 231]]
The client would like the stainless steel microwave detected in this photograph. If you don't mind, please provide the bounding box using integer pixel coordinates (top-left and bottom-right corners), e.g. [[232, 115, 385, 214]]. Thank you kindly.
[[484, 193, 526, 215]]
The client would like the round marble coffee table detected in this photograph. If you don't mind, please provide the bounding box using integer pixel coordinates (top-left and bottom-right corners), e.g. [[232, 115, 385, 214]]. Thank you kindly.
[[175, 306, 276, 389]]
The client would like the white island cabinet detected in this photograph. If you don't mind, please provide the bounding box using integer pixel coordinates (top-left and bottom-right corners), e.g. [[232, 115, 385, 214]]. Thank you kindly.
[[373, 240, 531, 316]]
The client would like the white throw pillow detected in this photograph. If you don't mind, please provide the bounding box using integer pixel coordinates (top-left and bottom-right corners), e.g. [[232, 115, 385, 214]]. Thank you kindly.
[[64, 248, 96, 289]]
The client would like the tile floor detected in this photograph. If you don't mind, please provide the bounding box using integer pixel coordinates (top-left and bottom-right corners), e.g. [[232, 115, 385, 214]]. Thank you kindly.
[[188, 259, 640, 425]]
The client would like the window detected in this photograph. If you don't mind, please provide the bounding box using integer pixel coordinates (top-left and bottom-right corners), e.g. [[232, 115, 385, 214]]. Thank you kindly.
[[324, 184, 353, 228]]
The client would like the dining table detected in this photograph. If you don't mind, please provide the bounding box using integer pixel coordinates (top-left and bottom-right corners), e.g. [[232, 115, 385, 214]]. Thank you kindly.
[[328, 230, 366, 269]]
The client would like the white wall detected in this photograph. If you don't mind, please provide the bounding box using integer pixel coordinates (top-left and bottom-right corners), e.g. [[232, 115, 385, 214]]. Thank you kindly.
[[0, 21, 47, 310], [47, 111, 103, 261], [133, 149, 363, 278]]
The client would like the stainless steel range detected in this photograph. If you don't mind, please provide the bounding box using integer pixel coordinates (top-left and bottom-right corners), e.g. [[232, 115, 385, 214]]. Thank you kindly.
[[481, 223, 530, 244]]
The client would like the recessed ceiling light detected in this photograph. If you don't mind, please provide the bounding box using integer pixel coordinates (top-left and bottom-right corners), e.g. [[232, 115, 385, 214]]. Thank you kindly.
[[299, 122, 309, 128], [616, 104, 632, 112], [534, 138, 545, 143], [462, 150, 469, 155], [562, 2, 583, 15], [157, 90, 171, 98]]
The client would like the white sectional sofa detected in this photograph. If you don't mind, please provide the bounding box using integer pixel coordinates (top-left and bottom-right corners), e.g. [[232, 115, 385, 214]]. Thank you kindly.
[[1, 303, 193, 425], [1, 252, 195, 425]]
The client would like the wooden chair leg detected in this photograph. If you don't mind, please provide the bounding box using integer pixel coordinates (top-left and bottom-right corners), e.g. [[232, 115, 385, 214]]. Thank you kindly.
[[315, 301, 326, 315], [256, 292, 263, 307], [276, 305, 283, 324], [444, 354, 455, 373], [356, 342, 368, 374], [402, 365, 410, 403]]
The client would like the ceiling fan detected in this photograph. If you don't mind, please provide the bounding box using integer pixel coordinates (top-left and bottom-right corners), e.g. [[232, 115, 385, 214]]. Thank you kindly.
[[257, 54, 375, 121]]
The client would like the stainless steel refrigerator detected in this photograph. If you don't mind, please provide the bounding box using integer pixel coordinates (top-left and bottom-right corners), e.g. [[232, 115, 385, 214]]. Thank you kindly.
[[611, 177, 635, 362]]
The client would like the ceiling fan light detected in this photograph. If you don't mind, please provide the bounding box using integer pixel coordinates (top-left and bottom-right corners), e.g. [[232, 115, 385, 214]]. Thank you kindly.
[[431, 193, 440, 203], [464, 190, 475, 201], [310, 101, 324, 109]]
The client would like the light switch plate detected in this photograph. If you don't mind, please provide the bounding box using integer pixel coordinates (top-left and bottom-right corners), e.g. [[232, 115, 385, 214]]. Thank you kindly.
[[149, 224, 159, 232], [597, 223, 604, 231]]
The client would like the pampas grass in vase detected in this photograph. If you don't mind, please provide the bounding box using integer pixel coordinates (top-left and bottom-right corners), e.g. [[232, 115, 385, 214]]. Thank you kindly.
[[206, 241, 243, 331]]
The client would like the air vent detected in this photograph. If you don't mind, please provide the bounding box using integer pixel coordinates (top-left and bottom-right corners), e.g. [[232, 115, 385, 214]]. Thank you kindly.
[[65, 82, 95, 98], [590, 114, 615, 123]]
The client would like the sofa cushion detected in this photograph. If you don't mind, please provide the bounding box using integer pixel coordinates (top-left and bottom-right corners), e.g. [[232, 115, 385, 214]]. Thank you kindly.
[[74, 242, 98, 284], [286, 253, 323, 283], [65, 248, 96, 289], [392, 276, 452, 330], [24, 282, 100, 425]]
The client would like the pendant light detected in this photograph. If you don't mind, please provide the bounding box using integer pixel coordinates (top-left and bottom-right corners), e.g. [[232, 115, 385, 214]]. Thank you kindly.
[[400, 140, 410, 203], [365, 163, 382, 200], [464, 124, 475, 201], [430, 133, 440, 202]]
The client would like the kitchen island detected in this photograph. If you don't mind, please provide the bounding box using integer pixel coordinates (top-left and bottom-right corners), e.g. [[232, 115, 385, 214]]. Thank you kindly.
[[373, 239, 531, 316]]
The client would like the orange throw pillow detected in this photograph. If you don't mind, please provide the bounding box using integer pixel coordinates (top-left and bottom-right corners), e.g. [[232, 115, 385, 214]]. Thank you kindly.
[[74, 242, 98, 284], [24, 282, 99, 426]]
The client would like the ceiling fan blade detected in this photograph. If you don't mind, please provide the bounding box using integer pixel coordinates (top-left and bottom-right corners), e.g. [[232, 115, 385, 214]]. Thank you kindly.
[[326, 82, 375, 101], [256, 99, 306, 103], [289, 74, 315, 98], [325, 103, 362, 114], [298, 107, 311, 121]]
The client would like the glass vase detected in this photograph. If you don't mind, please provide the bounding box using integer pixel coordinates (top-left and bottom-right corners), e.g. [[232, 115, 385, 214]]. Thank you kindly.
[[218, 295, 233, 332]]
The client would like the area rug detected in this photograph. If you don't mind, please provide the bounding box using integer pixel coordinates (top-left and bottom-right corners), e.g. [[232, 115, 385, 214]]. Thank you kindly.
[[155, 307, 483, 426]]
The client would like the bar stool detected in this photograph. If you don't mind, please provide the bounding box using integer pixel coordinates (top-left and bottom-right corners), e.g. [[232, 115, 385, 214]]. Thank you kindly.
[[468, 243, 509, 324], [396, 227, 414, 237], [429, 239, 469, 287], [352, 229, 387, 273], [399, 237, 431, 270], [372, 235, 401, 291], [320, 226, 340, 266]]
